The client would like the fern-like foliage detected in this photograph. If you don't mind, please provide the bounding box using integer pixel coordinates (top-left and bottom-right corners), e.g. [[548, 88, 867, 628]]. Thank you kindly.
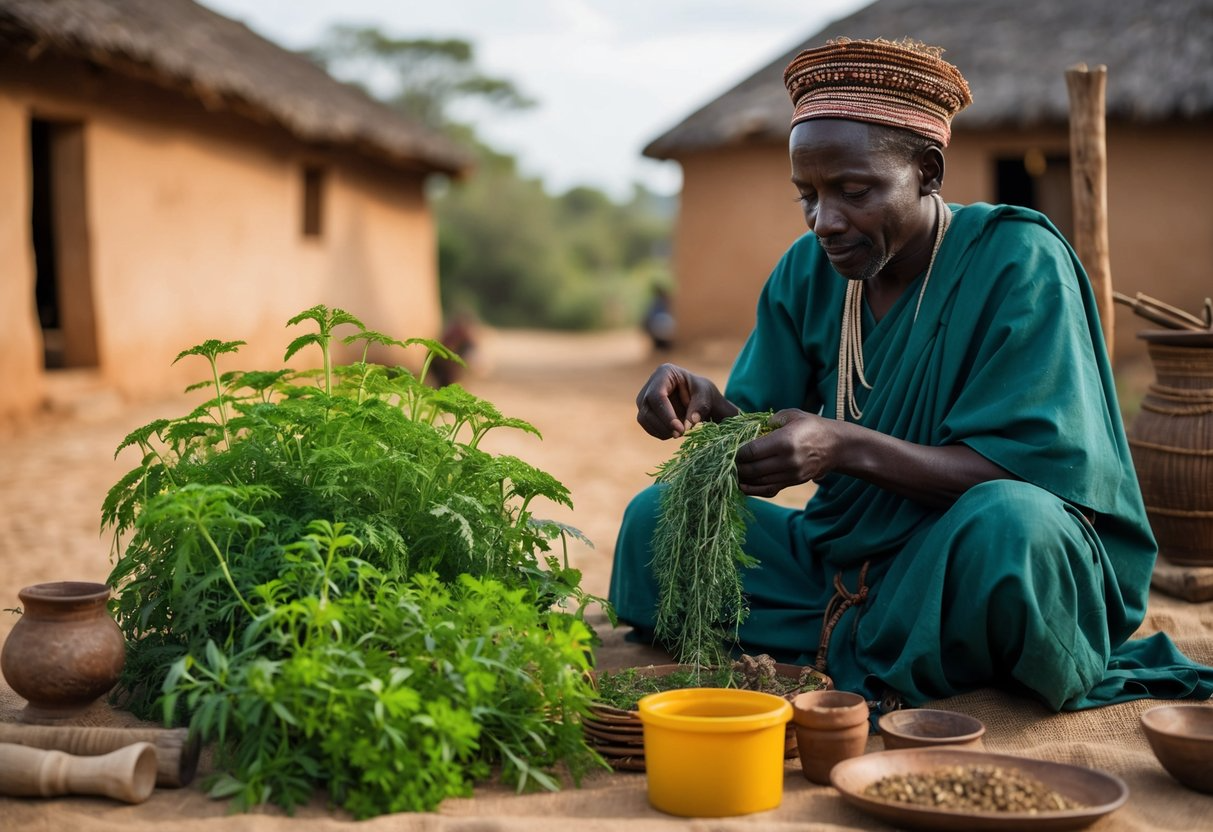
[[101, 307, 606, 812]]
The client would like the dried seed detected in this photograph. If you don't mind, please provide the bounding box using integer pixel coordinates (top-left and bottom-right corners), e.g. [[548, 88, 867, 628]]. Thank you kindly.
[[862, 764, 1084, 813]]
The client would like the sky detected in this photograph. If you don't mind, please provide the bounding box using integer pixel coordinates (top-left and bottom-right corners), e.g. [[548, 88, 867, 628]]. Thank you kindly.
[[198, 0, 872, 199]]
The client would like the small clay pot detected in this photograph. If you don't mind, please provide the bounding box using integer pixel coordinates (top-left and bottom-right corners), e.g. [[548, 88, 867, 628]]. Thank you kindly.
[[878, 708, 986, 750], [791, 689, 870, 785], [1, 582, 126, 721]]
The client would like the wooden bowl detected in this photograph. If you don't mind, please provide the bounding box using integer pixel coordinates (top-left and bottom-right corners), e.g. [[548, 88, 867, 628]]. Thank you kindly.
[[878, 708, 986, 750], [830, 748, 1128, 831], [1140, 704, 1213, 793]]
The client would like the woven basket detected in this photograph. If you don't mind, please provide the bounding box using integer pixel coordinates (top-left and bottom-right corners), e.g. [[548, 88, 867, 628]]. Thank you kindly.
[[1127, 335, 1213, 566]]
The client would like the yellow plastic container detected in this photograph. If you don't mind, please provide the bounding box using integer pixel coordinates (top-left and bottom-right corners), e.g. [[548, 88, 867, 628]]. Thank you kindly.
[[637, 687, 793, 817]]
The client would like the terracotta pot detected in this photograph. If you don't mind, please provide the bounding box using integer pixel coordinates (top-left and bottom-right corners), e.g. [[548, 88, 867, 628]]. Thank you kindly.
[[791, 689, 870, 785], [0, 582, 126, 720]]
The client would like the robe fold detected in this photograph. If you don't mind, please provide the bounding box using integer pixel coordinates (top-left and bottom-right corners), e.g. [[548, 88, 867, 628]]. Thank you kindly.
[[609, 203, 1213, 710]]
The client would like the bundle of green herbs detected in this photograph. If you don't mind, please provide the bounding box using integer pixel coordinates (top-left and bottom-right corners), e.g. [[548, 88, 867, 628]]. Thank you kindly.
[[102, 306, 607, 816], [649, 411, 771, 675]]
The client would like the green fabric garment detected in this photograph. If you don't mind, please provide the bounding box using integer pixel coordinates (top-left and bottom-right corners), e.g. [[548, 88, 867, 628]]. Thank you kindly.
[[609, 202, 1213, 711]]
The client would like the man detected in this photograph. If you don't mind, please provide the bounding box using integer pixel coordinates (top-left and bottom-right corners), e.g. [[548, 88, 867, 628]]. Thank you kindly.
[[609, 38, 1212, 711]]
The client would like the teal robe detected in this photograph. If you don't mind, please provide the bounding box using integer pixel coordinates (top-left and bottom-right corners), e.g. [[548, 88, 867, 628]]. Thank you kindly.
[[609, 203, 1213, 711]]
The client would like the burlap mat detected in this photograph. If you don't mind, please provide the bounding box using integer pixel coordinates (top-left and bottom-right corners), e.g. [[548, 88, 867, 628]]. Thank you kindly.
[[2, 605, 1211, 831]]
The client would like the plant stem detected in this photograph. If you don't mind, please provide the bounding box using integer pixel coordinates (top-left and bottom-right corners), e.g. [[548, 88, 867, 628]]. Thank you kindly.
[[195, 521, 254, 618]]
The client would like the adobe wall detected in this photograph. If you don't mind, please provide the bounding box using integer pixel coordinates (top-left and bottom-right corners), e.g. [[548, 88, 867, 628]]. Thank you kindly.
[[0, 54, 442, 422], [0, 93, 44, 421], [673, 146, 807, 343]]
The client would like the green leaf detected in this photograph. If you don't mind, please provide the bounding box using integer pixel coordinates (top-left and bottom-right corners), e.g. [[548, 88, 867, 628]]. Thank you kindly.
[[174, 339, 246, 365], [283, 333, 322, 363]]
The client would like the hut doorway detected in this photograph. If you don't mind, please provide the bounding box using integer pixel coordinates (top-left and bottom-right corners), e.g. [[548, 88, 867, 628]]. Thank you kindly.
[[994, 150, 1074, 242], [31, 117, 98, 370]]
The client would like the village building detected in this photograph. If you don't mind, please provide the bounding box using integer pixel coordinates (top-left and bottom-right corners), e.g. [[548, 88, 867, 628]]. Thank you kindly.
[[0, 0, 469, 424], [644, 0, 1213, 369]]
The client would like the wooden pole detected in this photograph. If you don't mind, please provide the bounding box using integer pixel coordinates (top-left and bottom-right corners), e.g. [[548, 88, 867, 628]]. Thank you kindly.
[[1065, 63, 1114, 361]]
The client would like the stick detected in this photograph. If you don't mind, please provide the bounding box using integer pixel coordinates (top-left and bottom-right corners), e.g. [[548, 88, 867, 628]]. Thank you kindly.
[[1134, 293, 1208, 330], [1066, 64, 1114, 360], [1112, 291, 1205, 331], [0, 723, 198, 788]]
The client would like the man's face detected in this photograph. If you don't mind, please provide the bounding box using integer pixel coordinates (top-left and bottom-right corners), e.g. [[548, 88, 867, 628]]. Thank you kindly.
[[789, 119, 924, 282]]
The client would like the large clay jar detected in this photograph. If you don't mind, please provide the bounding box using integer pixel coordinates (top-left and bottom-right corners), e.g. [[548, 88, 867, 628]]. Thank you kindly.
[[1127, 332, 1213, 566], [1, 582, 125, 720], [791, 689, 870, 785]]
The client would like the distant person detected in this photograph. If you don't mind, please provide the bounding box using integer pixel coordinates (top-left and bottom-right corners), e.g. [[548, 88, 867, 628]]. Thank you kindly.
[[431, 311, 478, 387], [643, 287, 676, 352], [611, 37, 1213, 712]]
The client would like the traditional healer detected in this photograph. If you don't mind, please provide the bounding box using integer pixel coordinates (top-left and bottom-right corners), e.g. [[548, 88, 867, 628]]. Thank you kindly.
[[609, 37, 1213, 711]]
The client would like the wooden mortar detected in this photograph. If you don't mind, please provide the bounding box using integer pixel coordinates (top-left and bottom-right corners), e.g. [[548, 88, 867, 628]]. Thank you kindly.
[[0, 741, 157, 803], [0, 723, 198, 787]]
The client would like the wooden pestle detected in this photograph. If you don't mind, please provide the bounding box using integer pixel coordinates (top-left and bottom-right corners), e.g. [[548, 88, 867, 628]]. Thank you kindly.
[[0, 723, 198, 787], [0, 741, 157, 803]]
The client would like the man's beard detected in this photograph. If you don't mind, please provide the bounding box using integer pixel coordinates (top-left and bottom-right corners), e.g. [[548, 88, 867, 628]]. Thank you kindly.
[[826, 237, 892, 282]]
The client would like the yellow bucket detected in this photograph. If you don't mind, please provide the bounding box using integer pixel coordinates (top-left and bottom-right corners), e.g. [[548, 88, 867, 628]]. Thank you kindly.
[[637, 687, 793, 817]]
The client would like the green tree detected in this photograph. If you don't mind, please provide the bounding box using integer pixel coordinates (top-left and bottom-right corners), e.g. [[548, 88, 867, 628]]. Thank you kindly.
[[309, 26, 534, 132], [308, 25, 673, 330]]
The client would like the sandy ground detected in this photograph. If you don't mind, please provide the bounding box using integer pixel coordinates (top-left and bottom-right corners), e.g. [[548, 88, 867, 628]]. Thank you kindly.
[[0, 327, 804, 644]]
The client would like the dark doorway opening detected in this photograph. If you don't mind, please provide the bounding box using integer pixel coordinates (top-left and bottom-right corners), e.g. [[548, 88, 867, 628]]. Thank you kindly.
[[30, 117, 97, 370], [994, 150, 1074, 242]]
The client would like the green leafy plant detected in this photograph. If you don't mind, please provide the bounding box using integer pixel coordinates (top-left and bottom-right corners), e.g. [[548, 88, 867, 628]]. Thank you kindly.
[[650, 412, 771, 674], [165, 522, 598, 817], [101, 306, 607, 815]]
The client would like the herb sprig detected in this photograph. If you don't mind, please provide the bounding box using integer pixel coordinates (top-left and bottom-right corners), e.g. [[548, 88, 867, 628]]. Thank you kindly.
[[650, 412, 771, 675]]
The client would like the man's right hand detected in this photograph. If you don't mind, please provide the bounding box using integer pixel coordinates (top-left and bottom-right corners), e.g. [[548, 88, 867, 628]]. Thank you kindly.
[[634, 364, 739, 439]]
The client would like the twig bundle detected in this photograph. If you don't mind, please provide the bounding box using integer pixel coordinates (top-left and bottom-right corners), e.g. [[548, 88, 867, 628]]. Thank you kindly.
[[650, 412, 770, 675]]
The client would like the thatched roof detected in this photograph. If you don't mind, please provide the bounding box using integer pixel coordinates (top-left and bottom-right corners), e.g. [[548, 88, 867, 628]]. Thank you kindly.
[[0, 0, 471, 175], [645, 0, 1213, 159]]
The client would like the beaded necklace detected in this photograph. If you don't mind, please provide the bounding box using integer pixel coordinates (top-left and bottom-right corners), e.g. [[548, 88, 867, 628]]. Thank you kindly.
[[835, 192, 951, 422]]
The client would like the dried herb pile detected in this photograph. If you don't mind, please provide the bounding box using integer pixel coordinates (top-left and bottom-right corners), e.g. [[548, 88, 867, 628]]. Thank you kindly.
[[594, 654, 827, 711], [650, 412, 771, 674]]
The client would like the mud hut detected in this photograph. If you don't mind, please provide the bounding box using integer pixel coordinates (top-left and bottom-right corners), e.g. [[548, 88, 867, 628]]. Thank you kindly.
[[0, 0, 470, 423], [644, 0, 1213, 367]]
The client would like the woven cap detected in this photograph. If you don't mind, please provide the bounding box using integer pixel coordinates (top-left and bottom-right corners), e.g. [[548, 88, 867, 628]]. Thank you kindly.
[[783, 38, 972, 147]]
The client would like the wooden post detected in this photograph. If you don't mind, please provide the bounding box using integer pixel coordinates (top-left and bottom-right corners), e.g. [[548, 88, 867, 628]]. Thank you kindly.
[[1066, 63, 1113, 361]]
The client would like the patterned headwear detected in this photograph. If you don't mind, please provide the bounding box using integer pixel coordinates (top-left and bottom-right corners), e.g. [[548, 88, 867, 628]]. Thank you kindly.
[[783, 37, 972, 147]]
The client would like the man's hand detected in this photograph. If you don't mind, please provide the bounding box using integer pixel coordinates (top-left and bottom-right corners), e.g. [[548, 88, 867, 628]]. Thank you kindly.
[[735, 409, 836, 496], [736, 409, 1014, 506], [635, 364, 739, 439]]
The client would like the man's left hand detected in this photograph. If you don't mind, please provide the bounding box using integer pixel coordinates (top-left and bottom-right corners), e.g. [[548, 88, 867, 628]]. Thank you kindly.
[[734, 409, 837, 497]]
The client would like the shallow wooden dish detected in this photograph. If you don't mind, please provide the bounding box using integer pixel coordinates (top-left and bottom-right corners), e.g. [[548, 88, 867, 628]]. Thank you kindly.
[[878, 708, 986, 750], [1140, 703, 1213, 793], [830, 748, 1128, 832]]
